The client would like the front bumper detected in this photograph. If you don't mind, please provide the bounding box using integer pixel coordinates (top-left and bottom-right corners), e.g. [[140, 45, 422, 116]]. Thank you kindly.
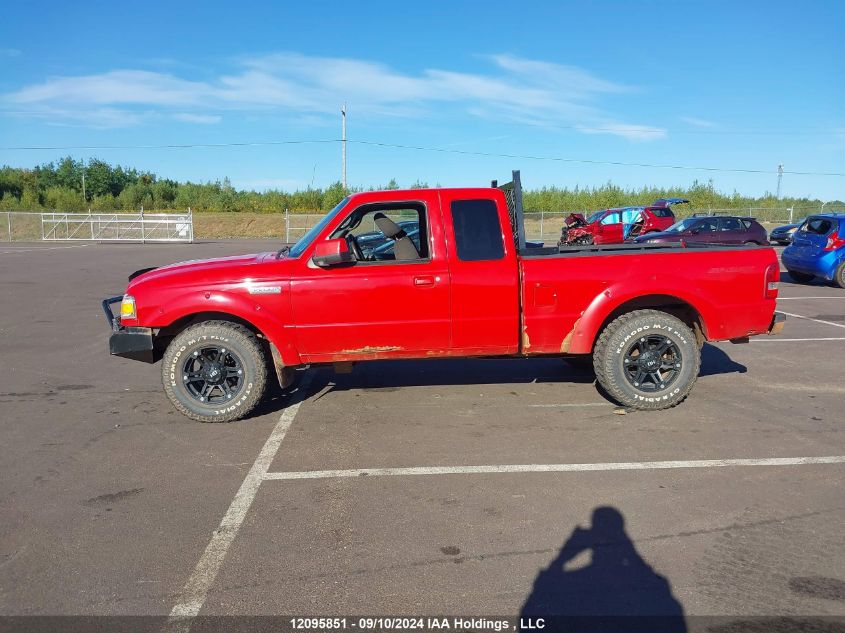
[[102, 296, 155, 363], [768, 311, 786, 336]]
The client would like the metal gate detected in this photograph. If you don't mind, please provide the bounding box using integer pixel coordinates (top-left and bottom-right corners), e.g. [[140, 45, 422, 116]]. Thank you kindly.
[[41, 211, 193, 242]]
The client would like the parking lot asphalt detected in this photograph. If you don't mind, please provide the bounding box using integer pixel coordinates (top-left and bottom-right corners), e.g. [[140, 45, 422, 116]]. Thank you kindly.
[[1, 240, 843, 624]]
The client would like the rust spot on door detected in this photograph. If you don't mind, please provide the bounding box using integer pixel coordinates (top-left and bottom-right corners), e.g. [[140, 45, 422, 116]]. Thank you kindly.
[[340, 345, 402, 354], [560, 318, 581, 353]]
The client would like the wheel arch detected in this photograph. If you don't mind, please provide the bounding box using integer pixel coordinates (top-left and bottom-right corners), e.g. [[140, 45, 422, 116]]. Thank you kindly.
[[156, 310, 302, 388], [565, 293, 709, 354]]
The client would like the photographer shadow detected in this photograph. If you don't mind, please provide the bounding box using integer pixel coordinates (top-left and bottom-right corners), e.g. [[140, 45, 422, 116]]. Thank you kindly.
[[520, 506, 686, 633]]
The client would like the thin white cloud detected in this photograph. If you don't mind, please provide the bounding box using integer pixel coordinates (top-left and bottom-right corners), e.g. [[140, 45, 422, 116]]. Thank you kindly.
[[172, 112, 221, 124], [577, 122, 667, 141], [2, 53, 663, 140], [680, 116, 717, 128]]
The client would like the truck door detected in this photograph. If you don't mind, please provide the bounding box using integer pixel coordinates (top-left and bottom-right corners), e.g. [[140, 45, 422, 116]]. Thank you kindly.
[[439, 190, 520, 355], [290, 194, 451, 362]]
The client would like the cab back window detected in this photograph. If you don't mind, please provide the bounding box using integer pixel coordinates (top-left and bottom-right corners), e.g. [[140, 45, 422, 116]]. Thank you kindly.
[[451, 199, 505, 261]]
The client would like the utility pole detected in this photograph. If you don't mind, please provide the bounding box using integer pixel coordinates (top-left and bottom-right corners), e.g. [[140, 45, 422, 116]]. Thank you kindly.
[[776, 164, 783, 200], [81, 171, 86, 201], [341, 103, 347, 192]]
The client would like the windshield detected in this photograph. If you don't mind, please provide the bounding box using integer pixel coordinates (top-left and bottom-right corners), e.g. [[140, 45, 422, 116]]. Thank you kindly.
[[287, 198, 349, 258], [665, 218, 699, 233], [587, 211, 605, 223]]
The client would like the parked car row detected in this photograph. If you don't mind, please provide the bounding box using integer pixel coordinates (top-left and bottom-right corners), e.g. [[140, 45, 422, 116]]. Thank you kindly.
[[633, 216, 768, 246], [555, 203, 845, 288]]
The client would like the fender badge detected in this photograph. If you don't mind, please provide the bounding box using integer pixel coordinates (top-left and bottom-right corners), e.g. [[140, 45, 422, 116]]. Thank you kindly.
[[248, 286, 282, 295]]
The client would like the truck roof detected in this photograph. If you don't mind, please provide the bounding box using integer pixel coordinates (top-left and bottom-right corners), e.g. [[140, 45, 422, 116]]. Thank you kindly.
[[346, 187, 498, 202]]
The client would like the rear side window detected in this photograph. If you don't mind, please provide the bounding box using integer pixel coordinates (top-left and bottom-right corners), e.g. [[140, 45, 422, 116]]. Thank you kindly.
[[451, 199, 505, 261], [802, 218, 833, 235], [650, 207, 673, 217], [720, 217, 743, 231], [741, 219, 753, 229], [620, 208, 642, 224]]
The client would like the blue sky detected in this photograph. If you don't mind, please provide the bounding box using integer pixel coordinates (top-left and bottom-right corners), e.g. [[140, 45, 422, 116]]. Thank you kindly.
[[1, 0, 843, 200]]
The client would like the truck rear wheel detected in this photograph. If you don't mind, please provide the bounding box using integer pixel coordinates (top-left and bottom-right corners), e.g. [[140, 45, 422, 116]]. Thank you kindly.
[[162, 321, 267, 422], [593, 310, 700, 411]]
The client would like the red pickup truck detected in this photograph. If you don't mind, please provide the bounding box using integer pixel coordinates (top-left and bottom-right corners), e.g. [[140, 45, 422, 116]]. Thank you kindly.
[[103, 172, 784, 422]]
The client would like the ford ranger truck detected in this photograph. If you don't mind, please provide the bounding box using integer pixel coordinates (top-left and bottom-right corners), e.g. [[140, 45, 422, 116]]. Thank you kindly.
[[103, 171, 785, 422]]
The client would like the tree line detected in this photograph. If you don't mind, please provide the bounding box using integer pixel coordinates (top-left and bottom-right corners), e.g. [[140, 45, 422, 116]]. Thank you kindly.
[[0, 157, 839, 214]]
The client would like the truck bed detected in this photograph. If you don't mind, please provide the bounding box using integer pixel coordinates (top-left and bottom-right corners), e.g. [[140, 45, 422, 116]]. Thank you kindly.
[[518, 243, 779, 355]]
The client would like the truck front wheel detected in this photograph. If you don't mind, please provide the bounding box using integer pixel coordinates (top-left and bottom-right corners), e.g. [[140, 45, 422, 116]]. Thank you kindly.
[[593, 310, 700, 410], [162, 321, 267, 422]]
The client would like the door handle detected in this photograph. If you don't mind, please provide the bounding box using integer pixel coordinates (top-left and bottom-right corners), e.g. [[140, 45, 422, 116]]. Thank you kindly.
[[414, 275, 436, 287]]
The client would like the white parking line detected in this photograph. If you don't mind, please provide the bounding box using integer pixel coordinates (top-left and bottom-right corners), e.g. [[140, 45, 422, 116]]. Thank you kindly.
[[166, 376, 312, 631], [778, 311, 845, 330], [778, 296, 845, 300], [0, 243, 92, 254], [528, 403, 612, 408], [263, 455, 845, 482]]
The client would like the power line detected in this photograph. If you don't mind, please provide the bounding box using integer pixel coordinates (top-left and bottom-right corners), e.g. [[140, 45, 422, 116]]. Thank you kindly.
[[0, 139, 340, 151], [347, 140, 845, 178], [1, 137, 844, 178]]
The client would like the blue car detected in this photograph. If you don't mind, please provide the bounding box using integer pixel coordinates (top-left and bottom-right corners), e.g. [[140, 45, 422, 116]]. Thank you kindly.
[[782, 214, 845, 287]]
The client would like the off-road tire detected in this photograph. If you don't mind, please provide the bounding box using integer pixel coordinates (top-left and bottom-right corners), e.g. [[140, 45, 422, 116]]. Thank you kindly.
[[593, 309, 700, 411], [162, 321, 267, 422], [787, 269, 814, 283], [835, 262, 845, 289]]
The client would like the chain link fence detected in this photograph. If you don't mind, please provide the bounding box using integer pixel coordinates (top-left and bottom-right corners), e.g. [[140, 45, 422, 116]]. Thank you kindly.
[[3, 206, 842, 244]]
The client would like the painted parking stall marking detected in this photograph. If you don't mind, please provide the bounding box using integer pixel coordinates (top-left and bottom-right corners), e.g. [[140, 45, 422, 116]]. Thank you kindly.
[[166, 375, 312, 630], [263, 455, 845, 482], [778, 310, 845, 330]]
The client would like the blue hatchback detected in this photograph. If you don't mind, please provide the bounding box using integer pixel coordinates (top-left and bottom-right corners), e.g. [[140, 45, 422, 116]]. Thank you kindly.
[[782, 214, 845, 287]]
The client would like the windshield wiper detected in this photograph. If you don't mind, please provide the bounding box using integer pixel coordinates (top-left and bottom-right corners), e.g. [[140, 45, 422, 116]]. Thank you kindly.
[[276, 245, 290, 259]]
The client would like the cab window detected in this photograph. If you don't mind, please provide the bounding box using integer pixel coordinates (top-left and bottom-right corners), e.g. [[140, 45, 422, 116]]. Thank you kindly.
[[451, 199, 505, 262], [331, 202, 428, 263]]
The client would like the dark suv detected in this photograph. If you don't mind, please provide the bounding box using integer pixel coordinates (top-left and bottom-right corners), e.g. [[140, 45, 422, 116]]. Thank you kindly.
[[633, 216, 768, 245]]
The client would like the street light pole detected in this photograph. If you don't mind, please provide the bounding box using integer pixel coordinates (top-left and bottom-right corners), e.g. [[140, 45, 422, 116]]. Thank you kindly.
[[341, 103, 347, 192]]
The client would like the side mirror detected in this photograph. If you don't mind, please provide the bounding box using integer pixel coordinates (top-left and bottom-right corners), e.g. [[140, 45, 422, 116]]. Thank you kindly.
[[312, 238, 353, 267]]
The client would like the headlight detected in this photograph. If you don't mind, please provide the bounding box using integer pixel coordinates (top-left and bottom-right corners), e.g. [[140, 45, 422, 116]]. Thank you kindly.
[[120, 295, 137, 320]]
